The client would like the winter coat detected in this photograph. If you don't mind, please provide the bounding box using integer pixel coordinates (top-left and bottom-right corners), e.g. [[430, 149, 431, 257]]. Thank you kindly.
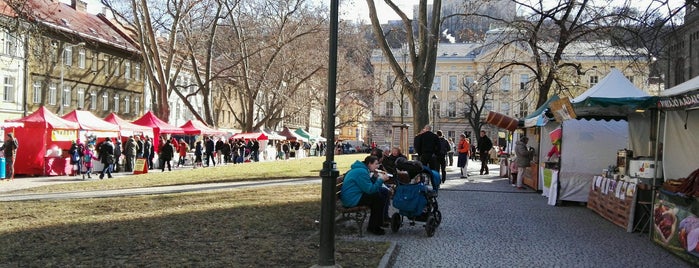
[[514, 140, 533, 168], [340, 160, 384, 207], [160, 142, 175, 161]]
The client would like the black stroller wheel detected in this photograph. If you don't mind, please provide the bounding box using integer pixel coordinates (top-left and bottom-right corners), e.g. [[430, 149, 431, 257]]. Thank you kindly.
[[434, 210, 442, 226], [391, 213, 401, 233], [425, 216, 437, 237]]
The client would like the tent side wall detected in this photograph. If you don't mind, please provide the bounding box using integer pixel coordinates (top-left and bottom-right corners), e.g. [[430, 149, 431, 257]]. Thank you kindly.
[[663, 110, 699, 179], [558, 119, 628, 202]]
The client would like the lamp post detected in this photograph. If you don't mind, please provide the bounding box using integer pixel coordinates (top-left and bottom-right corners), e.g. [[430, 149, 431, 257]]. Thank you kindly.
[[431, 94, 438, 128], [59, 42, 85, 115]]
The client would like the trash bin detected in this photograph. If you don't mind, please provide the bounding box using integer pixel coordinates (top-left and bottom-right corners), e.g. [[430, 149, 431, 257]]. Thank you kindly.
[[499, 157, 508, 178], [0, 157, 5, 179]]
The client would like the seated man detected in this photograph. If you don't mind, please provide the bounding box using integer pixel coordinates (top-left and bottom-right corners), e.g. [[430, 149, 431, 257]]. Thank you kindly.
[[340, 155, 390, 235]]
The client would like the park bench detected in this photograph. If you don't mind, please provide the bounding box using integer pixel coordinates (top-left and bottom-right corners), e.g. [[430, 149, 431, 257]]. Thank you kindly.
[[335, 175, 369, 236]]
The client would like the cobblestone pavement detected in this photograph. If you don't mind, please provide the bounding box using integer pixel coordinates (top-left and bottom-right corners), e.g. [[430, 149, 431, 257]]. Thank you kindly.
[[356, 165, 692, 268]]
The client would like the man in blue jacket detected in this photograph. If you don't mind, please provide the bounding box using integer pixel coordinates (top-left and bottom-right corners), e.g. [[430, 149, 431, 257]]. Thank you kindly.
[[341, 155, 389, 235]]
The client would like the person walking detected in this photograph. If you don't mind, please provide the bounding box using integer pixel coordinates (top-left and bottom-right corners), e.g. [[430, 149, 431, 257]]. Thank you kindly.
[[124, 136, 138, 172], [514, 136, 534, 190], [436, 130, 450, 184], [82, 144, 97, 179], [457, 134, 471, 179], [413, 125, 440, 171], [177, 139, 189, 167], [194, 140, 203, 168], [159, 139, 175, 172], [1, 133, 18, 180], [477, 130, 493, 175], [98, 137, 115, 179], [447, 137, 455, 166], [205, 136, 216, 167], [113, 139, 122, 173]]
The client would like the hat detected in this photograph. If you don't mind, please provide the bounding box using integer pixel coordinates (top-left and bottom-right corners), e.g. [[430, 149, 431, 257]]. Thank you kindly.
[[7, 133, 13, 137]]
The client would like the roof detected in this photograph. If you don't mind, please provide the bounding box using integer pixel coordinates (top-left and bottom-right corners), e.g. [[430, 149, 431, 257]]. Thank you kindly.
[[17, 0, 139, 53], [132, 111, 184, 134], [7, 106, 79, 129], [231, 132, 268, 141], [179, 120, 226, 136], [571, 69, 656, 118], [62, 110, 119, 132], [104, 112, 154, 137], [657, 74, 699, 110]]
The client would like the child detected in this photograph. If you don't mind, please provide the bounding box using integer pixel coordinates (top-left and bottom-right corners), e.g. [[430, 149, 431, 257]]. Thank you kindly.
[[82, 145, 97, 179], [194, 140, 203, 168]]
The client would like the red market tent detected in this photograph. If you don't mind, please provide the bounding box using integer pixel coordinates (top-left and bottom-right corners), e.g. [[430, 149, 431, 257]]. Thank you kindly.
[[104, 113, 154, 138], [132, 111, 184, 152], [231, 132, 269, 141], [5, 106, 80, 176], [179, 119, 227, 136], [62, 110, 119, 138]]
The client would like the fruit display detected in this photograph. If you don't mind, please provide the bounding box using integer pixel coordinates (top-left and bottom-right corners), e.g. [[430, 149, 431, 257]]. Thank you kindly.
[[654, 203, 677, 244], [679, 216, 699, 256]]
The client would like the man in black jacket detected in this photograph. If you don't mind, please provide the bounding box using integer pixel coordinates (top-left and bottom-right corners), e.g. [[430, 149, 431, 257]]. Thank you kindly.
[[477, 130, 493, 175], [413, 125, 440, 171]]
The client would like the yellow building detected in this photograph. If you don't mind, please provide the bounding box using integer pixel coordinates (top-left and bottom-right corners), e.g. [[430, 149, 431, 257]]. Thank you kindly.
[[370, 28, 650, 146], [3, 0, 144, 120]]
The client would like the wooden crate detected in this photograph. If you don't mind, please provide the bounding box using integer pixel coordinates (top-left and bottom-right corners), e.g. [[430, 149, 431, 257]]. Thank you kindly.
[[587, 177, 636, 231]]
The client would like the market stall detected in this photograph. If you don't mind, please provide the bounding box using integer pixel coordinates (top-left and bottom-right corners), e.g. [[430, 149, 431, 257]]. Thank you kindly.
[[104, 112, 154, 138], [132, 111, 184, 153], [524, 69, 655, 206], [653, 75, 699, 265], [62, 110, 120, 139], [179, 119, 227, 136], [4, 106, 80, 176]]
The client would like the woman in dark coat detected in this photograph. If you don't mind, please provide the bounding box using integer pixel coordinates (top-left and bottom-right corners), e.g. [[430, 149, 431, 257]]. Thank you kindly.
[[159, 139, 175, 172]]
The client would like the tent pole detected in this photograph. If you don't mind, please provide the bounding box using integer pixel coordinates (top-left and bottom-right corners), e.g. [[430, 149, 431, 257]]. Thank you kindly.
[[650, 109, 662, 241]]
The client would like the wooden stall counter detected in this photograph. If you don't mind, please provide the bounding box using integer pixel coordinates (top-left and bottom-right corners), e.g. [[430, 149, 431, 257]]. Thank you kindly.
[[587, 176, 638, 232]]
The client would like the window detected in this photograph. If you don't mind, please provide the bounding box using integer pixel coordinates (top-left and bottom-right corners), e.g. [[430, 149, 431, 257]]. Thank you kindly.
[[589, 75, 599, 87], [501, 75, 510, 92], [113, 60, 120, 77], [520, 74, 529, 91], [124, 96, 130, 113], [48, 83, 57, 105], [448, 102, 456, 118], [518, 102, 529, 117], [64, 46, 72, 66], [3, 76, 14, 102], [4, 32, 17, 56], [124, 61, 131, 80], [103, 56, 110, 75], [113, 94, 120, 112], [102, 93, 109, 111], [433, 101, 441, 117], [448, 130, 456, 139], [432, 76, 441, 91], [78, 48, 86, 69], [77, 88, 85, 109], [502, 102, 511, 115], [135, 63, 140, 81], [134, 97, 140, 114], [465, 76, 475, 91], [385, 102, 394, 116], [386, 74, 394, 88], [627, 75, 634, 83], [62, 86, 71, 107], [401, 102, 409, 116], [484, 101, 493, 112], [449, 75, 458, 91], [91, 52, 98, 72], [90, 92, 97, 110], [33, 81, 41, 103]]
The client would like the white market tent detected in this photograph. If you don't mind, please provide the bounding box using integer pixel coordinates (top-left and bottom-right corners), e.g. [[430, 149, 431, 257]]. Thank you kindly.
[[536, 69, 652, 202], [658, 75, 699, 180]]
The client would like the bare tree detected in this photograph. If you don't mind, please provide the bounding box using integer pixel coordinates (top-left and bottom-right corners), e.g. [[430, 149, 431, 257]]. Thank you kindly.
[[366, 0, 442, 135]]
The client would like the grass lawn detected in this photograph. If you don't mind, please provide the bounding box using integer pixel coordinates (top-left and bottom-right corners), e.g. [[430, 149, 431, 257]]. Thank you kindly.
[[16, 154, 367, 194], [1, 154, 389, 266]]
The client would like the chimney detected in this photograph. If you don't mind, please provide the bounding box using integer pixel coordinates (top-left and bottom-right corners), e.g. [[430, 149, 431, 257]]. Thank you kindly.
[[71, 0, 87, 12]]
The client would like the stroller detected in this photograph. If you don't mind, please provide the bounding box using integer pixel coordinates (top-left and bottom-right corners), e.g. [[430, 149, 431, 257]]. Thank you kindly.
[[389, 158, 442, 237]]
